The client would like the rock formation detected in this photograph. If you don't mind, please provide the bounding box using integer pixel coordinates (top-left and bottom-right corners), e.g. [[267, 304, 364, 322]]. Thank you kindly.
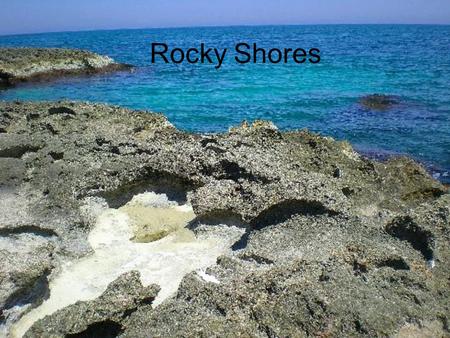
[[0, 48, 131, 88], [359, 94, 399, 111], [0, 101, 448, 337]]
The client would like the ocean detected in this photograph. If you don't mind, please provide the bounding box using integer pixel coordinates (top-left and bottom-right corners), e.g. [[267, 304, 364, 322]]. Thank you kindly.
[[0, 25, 449, 182]]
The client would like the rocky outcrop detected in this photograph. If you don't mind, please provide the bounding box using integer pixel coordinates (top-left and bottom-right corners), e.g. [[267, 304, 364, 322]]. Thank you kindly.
[[359, 94, 399, 111], [24, 271, 160, 338], [0, 48, 131, 88], [123, 195, 449, 337], [0, 101, 448, 337]]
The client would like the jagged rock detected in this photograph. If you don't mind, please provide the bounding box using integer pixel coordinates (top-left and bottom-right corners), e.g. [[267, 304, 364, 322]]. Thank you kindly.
[[0, 237, 54, 331], [123, 196, 450, 337], [0, 101, 448, 337], [0, 48, 132, 87], [0, 134, 43, 158], [25, 271, 160, 337]]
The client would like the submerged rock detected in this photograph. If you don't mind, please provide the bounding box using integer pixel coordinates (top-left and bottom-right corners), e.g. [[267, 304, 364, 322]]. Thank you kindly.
[[0, 101, 448, 337], [0, 48, 132, 88], [359, 94, 399, 110]]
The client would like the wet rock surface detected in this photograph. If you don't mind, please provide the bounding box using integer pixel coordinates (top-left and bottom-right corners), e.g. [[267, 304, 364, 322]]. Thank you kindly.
[[0, 101, 448, 337], [0, 48, 131, 88]]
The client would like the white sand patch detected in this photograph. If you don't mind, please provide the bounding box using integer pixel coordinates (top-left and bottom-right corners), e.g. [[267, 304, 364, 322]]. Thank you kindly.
[[11, 192, 240, 338]]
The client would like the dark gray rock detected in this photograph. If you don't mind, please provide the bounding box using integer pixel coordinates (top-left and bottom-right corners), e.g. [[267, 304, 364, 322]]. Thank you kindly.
[[360, 94, 399, 111]]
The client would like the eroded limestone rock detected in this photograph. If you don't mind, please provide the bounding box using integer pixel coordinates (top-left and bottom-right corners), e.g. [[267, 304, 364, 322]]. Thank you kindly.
[[0, 48, 131, 88], [22, 271, 159, 338], [0, 101, 447, 337]]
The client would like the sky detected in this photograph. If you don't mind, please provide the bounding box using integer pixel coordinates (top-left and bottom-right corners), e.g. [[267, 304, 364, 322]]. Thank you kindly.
[[0, 0, 450, 36]]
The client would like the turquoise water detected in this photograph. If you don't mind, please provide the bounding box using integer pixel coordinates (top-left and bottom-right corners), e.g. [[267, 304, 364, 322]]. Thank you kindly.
[[0, 25, 449, 182]]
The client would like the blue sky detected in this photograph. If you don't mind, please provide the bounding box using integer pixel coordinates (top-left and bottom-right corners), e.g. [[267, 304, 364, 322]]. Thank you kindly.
[[1, 0, 450, 36]]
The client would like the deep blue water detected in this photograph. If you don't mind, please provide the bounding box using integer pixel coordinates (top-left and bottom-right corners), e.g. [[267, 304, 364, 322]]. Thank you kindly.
[[0, 25, 449, 182]]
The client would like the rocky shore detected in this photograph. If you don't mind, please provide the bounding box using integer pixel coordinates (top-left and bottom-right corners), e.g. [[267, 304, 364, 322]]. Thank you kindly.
[[0, 48, 131, 88], [0, 100, 448, 337]]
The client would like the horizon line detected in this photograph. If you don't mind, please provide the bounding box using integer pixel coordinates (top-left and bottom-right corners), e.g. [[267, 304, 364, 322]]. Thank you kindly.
[[1, 22, 450, 38]]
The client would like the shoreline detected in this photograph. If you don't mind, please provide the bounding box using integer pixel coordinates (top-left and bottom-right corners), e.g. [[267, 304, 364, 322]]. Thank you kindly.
[[355, 148, 450, 186], [0, 47, 449, 337], [0, 62, 132, 89], [1, 95, 447, 186], [1, 100, 448, 336], [1, 47, 448, 185], [0, 47, 132, 89]]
